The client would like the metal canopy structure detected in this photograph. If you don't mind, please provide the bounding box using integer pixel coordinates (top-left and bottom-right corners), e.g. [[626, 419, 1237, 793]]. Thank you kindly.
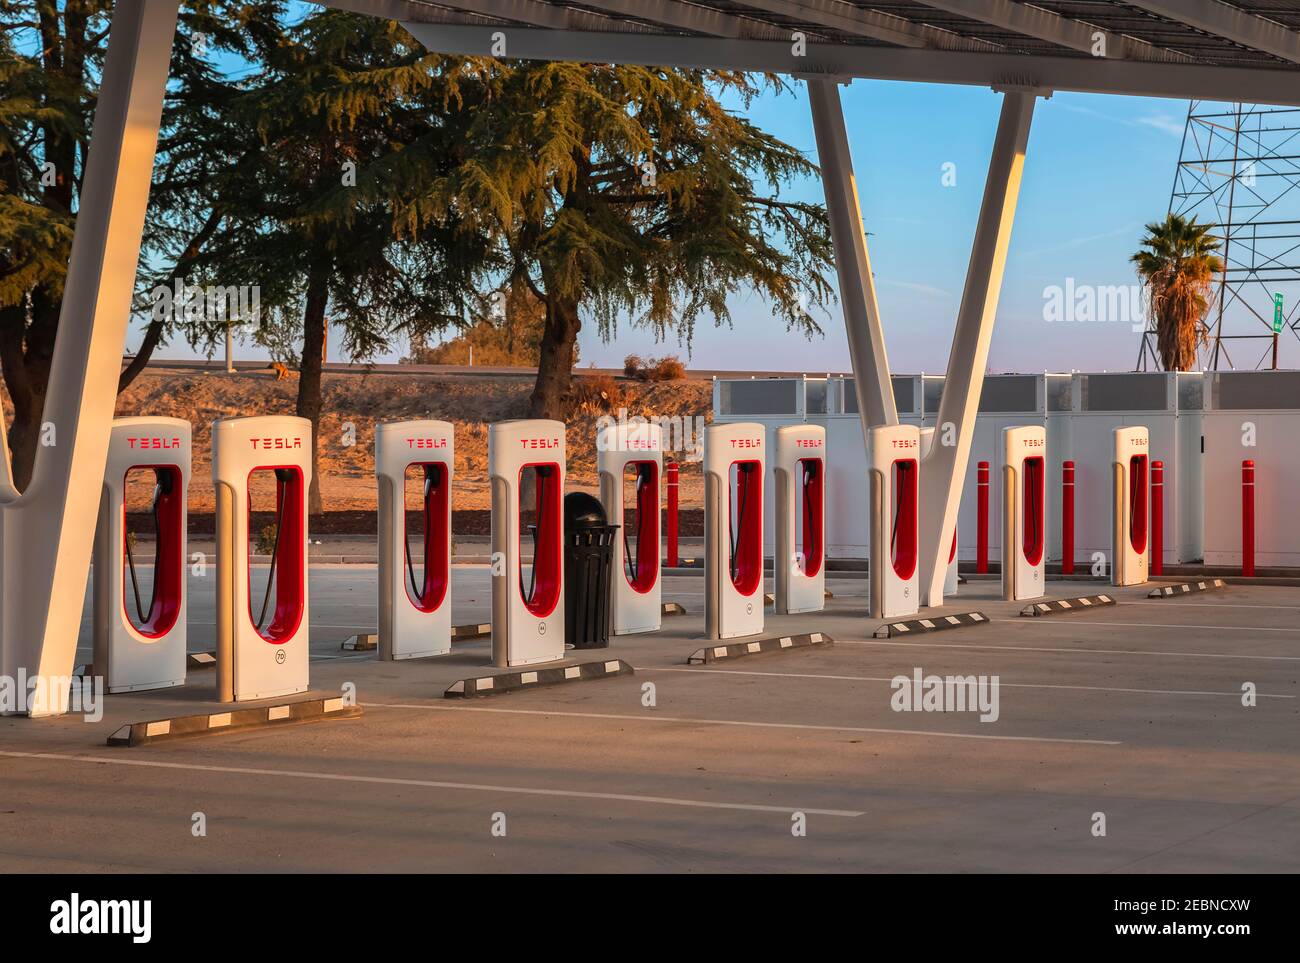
[[7, 0, 1300, 714], [1139, 101, 1300, 371], [330, 0, 1300, 102]]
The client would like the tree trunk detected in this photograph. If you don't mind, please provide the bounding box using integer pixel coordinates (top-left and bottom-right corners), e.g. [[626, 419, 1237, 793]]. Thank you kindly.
[[527, 294, 581, 421], [297, 270, 329, 517], [1, 291, 59, 492]]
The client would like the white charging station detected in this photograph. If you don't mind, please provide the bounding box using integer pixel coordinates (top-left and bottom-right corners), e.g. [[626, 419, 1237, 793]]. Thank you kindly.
[[92, 417, 190, 693], [1001, 425, 1047, 601], [869, 424, 920, 619], [376, 420, 453, 660], [705, 422, 765, 639], [919, 427, 959, 596], [597, 420, 661, 635], [489, 420, 565, 667], [774, 424, 825, 615], [1112, 425, 1150, 586], [213, 415, 311, 702]]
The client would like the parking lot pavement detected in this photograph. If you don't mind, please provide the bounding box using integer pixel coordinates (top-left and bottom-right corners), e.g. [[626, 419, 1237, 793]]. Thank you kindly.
[[3, 569, 1297, 872]]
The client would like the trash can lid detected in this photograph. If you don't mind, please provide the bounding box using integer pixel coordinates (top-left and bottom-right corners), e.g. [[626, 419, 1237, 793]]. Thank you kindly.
[[564, 491, 608, 529]]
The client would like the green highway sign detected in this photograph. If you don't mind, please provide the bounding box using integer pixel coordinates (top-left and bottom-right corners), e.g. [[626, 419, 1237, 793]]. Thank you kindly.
[[1274, 293, 1285, 333]]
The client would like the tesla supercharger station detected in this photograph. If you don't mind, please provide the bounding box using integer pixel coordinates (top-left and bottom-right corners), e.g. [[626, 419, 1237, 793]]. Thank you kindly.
[[774, 424, 825, 615], [869, 424, 920, 620], [1112, 426, 1150, 586], [92, 417, 191, 693], [376, 420, 453, 660], [597, 421, 661, 635], [489, 420, 565, 667], [705, 422, 765, 639], [919, 427, 958, 596], [1001, 426, 1047, 601], [213, 415, 311, 702]]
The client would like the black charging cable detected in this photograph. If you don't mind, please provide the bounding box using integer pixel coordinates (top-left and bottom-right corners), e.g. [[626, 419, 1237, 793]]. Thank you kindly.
[[525, 467, 551, 603], [623, 464, 652, 581], [729, 463, 752, 582], [125, 468, 173, 625], [801, 461, 817, 572], [256, 469, 292, 631], [405, 465, 439, 600], [1026, 460, 1041, 557]]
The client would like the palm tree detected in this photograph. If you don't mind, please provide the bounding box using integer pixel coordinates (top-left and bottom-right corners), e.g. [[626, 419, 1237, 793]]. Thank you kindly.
[[1131, 213, 1224, 371]]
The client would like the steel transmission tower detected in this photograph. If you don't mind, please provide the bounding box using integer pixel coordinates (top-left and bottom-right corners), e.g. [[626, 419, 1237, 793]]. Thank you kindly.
[[1138, 101, 1300, 371]]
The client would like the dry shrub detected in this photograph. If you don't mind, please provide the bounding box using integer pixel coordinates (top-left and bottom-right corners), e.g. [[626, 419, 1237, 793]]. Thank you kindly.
[[647, 355, 686, 381], [624, 353, 685, 382], [569, 373, 625, 415]]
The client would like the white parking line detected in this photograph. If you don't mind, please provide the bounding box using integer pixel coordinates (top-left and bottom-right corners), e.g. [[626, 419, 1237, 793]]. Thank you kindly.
[[642, 665, 1293, 699], [1127, 600, 1300, 611], [990, 617, 1300, 634], [0, 749, 863, 819], [839, 639, 1300, 662], [362, 701, 1120, 746]]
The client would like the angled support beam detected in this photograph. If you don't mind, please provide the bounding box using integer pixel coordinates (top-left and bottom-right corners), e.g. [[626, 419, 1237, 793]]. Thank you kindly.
[[1127, 0, 1300, 64], [591, 0, 788, 41], [912, 0, 1188, 62], [0, 0, 180, 715], [807, 78, 897, 430], [919, 88, 1039, 607], [734, 0, 996, 51]]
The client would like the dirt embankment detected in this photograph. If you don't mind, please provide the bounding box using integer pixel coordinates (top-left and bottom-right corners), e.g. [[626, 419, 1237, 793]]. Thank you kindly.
[[73, 365, 711, 533]]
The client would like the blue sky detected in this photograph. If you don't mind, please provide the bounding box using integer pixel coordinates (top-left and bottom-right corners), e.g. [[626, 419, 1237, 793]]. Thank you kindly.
[[582, 79, 1194, 375]]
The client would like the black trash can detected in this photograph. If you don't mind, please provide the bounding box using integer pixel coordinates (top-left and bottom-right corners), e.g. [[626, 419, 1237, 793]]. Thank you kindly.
[[563, 492, 617, 649]]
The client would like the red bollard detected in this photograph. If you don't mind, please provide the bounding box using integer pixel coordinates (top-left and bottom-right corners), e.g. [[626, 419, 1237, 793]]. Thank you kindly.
[[1150, 460, 1164, 576], [665, 460, 679, 568], [1061, 460, 1075, 576], [976, 461, 989, 574], [1242, 460, 1255, 577]]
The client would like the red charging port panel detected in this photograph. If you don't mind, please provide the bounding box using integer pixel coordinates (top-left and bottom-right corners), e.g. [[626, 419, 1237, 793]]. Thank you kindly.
[[729, 460, 763, 595], [246, 467, 306, 644], [519, 463, 562, 618], [122, 465, 184, 638], [407, 463, 449, 612], [891, 459, 918, 580], [1129, 454, 1149, 554]]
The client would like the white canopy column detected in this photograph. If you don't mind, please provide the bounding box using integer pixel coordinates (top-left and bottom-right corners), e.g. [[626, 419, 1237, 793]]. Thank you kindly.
[[919, 88, 1040, 607], [0, 0, 180, 715]]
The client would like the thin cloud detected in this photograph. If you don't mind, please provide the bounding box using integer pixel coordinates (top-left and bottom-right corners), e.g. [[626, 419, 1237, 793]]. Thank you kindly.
[[1017, 222, 1142, 259], [1054, 101, 1185, 138], [880, 279, 952, 299]]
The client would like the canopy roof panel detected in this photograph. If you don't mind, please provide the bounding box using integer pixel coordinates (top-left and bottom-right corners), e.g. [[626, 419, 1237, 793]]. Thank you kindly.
[[323, 1, 1300, 104]]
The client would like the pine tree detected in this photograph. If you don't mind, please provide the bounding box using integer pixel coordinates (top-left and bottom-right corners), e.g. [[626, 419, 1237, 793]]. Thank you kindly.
[[193, 10, 494, 513], [390, 60, 836, 419], [0, 0, 285, 487]]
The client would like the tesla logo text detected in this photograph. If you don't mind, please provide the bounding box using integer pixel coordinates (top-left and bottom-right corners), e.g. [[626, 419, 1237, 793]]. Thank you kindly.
[[890, 439, 918, 449], [406, 438, 448, 449], [794, 439, 823, 448], [625, 439, 660, 450], [126, 437, 181, 449], [729, 439, 762, 448], [1024, 438, 1044, 447], [518, 438, 560, 449], [249, 437, 303, 450]]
